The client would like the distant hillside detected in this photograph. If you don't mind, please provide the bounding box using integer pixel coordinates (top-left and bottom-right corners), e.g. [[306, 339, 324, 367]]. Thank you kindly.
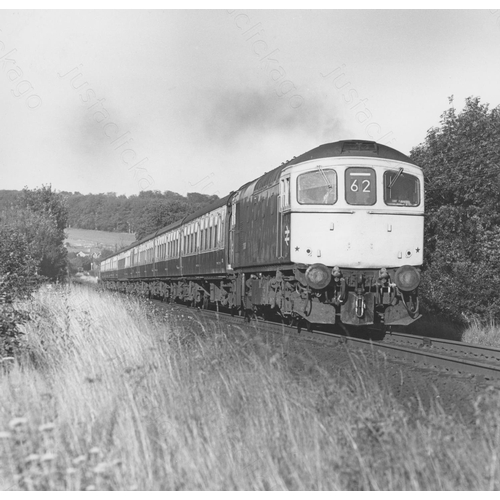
[[65, 228, 136, 253], [63, 191, 218, 238], [1, 189, 219, 240]]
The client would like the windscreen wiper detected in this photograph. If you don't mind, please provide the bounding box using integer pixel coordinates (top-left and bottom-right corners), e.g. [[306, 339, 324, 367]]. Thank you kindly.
[[317, 165, 333, 189], [388, 167, 404, 189]]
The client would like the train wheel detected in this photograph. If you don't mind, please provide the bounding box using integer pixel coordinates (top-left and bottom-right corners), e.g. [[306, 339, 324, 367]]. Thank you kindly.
[[296, 318, 302, 333], [337, 322, 351, 337], [202, 295, 209, 309], [243, 309, 255, 323]]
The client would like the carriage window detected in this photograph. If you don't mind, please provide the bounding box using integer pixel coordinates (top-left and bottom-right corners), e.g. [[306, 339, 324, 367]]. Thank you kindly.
[[384, 170, 420, 206], [297, 169, 337, 205], [345, 167, 376, 205]]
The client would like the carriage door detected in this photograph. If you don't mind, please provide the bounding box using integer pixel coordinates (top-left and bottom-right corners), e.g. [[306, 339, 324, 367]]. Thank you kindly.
[[227, 195, 237, 269], [278, 176, 291, 260]]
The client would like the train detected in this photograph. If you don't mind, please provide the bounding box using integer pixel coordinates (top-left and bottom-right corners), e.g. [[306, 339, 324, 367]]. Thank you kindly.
[[100, 139, 424, 328]]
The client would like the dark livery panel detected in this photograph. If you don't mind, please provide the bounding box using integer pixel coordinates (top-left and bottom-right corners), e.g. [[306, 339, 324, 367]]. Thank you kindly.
[[101, 140, 424, 327], [231, 168, 291, 270]]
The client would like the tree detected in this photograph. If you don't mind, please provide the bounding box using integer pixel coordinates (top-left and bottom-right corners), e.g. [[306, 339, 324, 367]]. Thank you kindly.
[[58, 189, 219, 234], [134, 193, 220, 240], [410, 96, 500, 321], [21, 184, 68, 232], [18, 186, 69, 280], [135, 199, 190, 240]]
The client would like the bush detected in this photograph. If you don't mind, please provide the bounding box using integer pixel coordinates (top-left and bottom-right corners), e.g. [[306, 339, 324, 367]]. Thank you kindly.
[[411, 97, 500, 321], [0, 225, 42, 357], [0, 185, 68, 356]]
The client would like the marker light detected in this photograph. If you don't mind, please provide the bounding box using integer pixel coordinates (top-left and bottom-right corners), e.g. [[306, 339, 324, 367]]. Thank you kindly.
[[394, 265, 420, 292], [305, 263, 331, 290]]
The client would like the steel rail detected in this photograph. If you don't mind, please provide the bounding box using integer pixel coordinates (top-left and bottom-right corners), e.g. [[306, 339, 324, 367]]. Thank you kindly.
[[384, 331, 500, 362]]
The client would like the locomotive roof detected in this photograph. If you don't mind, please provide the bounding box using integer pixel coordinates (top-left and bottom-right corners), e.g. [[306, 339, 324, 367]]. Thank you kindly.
[[288, 140, 416, 166], [253, 139, 417, 192]]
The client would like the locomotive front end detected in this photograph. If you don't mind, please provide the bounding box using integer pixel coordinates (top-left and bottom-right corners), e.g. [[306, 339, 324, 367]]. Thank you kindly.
[[280, 141, 424, 326]]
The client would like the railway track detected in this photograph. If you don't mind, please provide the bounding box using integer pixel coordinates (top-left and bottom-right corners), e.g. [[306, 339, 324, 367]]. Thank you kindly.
[[75, 280, 500, 383], [159, 301, 500, 383]]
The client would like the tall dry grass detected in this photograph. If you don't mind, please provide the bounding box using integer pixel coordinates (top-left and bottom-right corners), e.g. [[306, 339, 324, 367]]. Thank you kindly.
[[1, 285, 499, 490], [461, 317, 500, 348]]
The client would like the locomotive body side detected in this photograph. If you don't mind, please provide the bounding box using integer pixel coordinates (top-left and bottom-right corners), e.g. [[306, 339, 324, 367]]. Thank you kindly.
[[229, 179, 285, 269]]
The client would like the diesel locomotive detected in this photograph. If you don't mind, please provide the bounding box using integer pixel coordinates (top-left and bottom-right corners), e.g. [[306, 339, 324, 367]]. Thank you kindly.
[[100, 140, 424, 327]]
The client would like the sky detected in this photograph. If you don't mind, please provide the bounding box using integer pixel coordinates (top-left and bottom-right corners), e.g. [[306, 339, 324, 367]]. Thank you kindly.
[[1, 7, 499, 199]]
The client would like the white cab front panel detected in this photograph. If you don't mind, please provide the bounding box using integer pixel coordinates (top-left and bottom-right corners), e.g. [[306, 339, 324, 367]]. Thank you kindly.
[[290, 211, 424, 268]]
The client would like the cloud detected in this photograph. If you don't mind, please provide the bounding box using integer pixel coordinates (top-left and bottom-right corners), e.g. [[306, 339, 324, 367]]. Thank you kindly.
[[199, 87, 346, 144]]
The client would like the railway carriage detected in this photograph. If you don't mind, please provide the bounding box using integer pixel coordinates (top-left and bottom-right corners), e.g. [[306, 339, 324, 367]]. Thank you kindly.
[[100, 140, 424, 327]]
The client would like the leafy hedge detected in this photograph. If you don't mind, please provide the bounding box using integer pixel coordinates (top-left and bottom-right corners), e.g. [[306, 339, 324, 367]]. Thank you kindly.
[[0, 224, 42, 357]]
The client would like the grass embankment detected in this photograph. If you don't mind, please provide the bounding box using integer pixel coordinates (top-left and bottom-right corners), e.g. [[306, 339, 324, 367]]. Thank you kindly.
[[1, 286, 499, 490], [461, 318, 500, 348]]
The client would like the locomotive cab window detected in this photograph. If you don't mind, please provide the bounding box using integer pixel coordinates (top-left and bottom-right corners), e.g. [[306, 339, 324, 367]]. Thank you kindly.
[[384, 169, 420, 206], [297, 168, 337, 205], [345, 167, 376, 205]]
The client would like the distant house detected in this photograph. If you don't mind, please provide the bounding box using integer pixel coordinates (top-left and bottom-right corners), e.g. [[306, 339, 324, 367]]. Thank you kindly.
[[88, 247, 102, 259], [76, 251, 88, 258]]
